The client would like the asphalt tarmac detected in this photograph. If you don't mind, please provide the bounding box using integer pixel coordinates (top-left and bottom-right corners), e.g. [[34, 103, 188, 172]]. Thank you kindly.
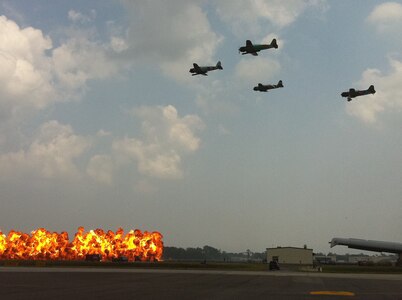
[[1, 267, 402, 299]]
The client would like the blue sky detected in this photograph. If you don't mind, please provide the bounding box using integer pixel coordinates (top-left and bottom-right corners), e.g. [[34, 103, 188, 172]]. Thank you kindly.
[[1, 0, 402, 254]]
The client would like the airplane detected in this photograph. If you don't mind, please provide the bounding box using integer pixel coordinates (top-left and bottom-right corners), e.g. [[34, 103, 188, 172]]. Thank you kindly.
[[189, 61, 223, 76], [253, 80, 283, 92], [239, 39, 278, 56], [341, 85, 376, 101], [330, 237, 402, 265]]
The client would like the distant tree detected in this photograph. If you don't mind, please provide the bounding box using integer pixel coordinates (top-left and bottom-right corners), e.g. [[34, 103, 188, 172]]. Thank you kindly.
[[203, 245, 222, 260], [163, 245, 267, 262], [163, 246, 187, 260], [186, 247, 204, 260]]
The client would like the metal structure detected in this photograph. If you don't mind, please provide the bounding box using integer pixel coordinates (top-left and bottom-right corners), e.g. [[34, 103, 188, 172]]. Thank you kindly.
[[330, 237, 402, 265]]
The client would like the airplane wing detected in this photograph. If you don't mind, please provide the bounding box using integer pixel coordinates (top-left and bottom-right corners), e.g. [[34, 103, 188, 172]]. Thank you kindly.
[[251, 52, 258, 56], [193, 63, 204, 74], [347, 88, 356, 98], [246, 40, 253, 47]]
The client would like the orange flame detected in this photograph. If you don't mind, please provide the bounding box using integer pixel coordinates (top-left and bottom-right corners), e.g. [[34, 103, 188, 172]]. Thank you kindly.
[[0, 227, 163, 261]]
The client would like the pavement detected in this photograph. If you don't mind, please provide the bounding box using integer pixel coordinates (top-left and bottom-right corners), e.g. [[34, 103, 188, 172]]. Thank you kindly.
[[1, 267, 402, 299]]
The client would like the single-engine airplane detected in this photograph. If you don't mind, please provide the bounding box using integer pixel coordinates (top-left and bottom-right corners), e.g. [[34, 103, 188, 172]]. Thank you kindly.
[[239, 39, 278, 56], [341, 85, 376, 101], [253, 80, 283, 92], [189, 61, 223, 76]]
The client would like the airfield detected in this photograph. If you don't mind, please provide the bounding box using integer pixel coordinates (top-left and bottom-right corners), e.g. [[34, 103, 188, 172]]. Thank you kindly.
[[2, 263, 402, 299]]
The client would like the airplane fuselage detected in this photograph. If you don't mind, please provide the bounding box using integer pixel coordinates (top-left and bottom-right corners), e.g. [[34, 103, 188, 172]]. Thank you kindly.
[[253, 80, 283, 92], [189, 61, 223, 76], [189, 66, 218, 75], [239, 44, 271, 54], [239, 39, 278, 56]]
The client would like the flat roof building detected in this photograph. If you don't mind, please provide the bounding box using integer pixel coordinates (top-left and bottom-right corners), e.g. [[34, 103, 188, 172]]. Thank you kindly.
[[266, 246, 313, 265]]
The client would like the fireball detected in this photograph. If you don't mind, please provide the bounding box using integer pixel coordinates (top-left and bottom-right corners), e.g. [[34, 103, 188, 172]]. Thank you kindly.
[[0, 227, 163, 261]]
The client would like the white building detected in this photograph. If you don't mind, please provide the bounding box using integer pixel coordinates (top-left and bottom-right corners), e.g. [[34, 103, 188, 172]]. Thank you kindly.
[[266, 246, 313, 265]]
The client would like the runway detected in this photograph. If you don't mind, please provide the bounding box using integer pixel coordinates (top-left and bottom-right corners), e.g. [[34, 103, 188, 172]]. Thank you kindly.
[[1, 267, 402, 299]]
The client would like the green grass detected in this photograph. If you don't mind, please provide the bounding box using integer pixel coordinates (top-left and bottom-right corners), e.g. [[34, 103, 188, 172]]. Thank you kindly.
[[0, 260, 268, 271], [1, 260, 402, 274], [320, 264, 402, 274]]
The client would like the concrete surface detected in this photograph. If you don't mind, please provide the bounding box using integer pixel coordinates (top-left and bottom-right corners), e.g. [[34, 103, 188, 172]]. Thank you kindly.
[[1, 267, 402, 299]]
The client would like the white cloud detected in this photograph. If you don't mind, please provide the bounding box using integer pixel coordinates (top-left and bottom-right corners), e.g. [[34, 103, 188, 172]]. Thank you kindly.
[[0, 15, 119, 121], [0, 121, 91, 179], [68, 10, 96, 24], [367, 2, 402, 32], [215, 0, 328, 36], [235, 57, 281, 86], [52, 34, 118, 98], [96, 129, 112, 137], [121, 0, 222, 81], [110, 36, 128, 53], [114, 138, 183, 179], [0, 15, 55, 115], [346, 58, 402, 124], [0, 15, 123, 185], [113, 105, 204, 179]]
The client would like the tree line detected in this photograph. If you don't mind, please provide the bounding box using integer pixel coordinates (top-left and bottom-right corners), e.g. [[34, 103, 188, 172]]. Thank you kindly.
[[163, 245, 266, 262]]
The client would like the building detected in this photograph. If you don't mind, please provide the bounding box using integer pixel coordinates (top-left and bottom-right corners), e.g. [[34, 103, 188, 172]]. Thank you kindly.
[[266, 246, 313, 265], [314, 255, 336, 264]]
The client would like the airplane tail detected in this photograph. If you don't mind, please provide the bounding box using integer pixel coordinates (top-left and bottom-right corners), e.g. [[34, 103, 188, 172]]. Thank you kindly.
[[271, 39, 278, 49], [368, 85, 376, 94], [277, 80, 283, 87], [216, 61, 223, 70]]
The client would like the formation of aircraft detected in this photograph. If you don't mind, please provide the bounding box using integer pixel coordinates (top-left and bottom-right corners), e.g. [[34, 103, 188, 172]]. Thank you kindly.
[[253, 80, 283, 92], [189, 36, 376, 103], [239, 39, 278, 56], [189, 61, 223, 76], [190, 37, 282, 93], [341, 85, 376, 101]]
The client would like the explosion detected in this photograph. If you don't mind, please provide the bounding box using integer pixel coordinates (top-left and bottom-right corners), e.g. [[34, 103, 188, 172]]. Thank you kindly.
[[0, 227, 163, 262]]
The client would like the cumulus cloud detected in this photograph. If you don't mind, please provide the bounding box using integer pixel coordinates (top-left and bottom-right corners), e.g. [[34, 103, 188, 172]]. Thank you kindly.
[[0, 15, 55, 115], [215, 0, 328, 36], [96, 129, 112, 137], [0, 121, 91, 179], [121, 0, 222, 81], [113, 105, 204, 179], [110, 36, 128, 53], [346, 57, 402, 124], [0, 15, 119, 121], [235, 57, 281, 86], [68, 10, 96, 24], [367, 2, 402, 33], [52, 34, 118, 97]]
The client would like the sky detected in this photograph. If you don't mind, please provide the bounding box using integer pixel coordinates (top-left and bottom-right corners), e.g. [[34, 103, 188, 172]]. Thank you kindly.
[[0, 0, 402, 255]]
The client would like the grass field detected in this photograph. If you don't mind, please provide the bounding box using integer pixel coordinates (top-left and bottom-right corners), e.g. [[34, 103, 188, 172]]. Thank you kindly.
[[0, 260, 269, 271], [1, 260, 402, 274], [320, 264, 402, 274]]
